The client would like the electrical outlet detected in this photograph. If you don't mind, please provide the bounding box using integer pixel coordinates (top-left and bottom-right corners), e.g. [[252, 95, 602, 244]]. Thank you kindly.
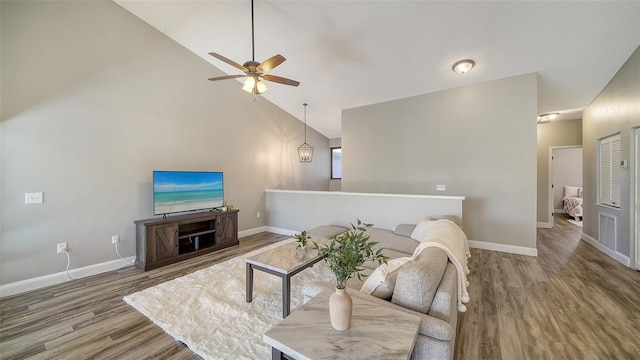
[[57, 242, 68, 253], [25, 192, 44, 204], [111, 235, 120, 244], [257, 212, 261, 218]]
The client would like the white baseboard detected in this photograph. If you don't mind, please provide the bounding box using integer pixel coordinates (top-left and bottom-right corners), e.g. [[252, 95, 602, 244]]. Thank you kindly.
[[238, 226, 269, 238], [537, 222, 552, 229], [270, 227, 539, 257], [240, 226, 298, 238], [1, 228, 540, 298], [3, 227, 288, 298], [265, 227, 298, 236], [581, 233, 630, 267], [469, 240, 538, 257], [0, 256, 135, 298]]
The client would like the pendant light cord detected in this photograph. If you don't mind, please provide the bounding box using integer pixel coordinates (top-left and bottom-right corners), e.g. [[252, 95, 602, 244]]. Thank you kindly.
[[303, 103, 308, 143], [251, 0, 255, 61]]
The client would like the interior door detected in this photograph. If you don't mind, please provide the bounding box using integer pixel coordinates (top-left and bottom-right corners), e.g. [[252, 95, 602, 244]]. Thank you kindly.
[[634, 128, 640, 269], [550, 147, 583, 228]]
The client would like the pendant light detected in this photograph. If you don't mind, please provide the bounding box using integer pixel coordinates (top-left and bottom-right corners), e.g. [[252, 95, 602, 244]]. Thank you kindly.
[[298, 103, 314, 163]]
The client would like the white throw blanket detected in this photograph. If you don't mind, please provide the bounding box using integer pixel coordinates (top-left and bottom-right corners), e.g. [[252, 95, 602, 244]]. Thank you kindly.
[[412, 219, 471, 312]]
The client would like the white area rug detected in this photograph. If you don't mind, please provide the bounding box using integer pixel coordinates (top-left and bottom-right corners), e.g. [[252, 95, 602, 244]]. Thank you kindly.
[[124, 239, 334, 360], [567, 219, 583, 227]]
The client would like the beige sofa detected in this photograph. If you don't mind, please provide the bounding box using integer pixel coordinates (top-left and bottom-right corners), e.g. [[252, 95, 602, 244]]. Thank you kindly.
[[303, 223, 463, 360]]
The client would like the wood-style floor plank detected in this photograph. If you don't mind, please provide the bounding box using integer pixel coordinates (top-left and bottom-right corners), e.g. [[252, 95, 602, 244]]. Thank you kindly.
[[455, 214, 640, 360], [2, 217, 640, 359]]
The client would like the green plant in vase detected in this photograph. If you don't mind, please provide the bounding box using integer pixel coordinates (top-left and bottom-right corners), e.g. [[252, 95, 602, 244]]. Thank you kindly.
[[293, 230, 310, 249], [313, 219, 388, 331]]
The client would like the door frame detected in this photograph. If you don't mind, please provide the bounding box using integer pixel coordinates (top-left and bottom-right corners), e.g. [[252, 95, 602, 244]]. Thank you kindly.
[[548, 145, 583, 228]]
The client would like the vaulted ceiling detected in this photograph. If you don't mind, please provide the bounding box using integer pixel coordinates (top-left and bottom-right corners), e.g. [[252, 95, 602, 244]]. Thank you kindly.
[[115, 0, 640, 139]]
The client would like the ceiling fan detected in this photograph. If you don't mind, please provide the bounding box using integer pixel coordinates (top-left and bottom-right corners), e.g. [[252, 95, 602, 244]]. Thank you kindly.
[[207, 0, 300, 94]]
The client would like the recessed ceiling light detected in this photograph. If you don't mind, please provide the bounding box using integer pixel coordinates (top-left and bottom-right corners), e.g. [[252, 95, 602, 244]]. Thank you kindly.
[[537, 113, 559, 122], [452, 59, 475, 74]]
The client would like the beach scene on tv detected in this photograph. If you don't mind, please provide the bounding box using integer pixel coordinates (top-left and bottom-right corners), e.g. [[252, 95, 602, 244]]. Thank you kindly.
[[153, 171, 224, 215]]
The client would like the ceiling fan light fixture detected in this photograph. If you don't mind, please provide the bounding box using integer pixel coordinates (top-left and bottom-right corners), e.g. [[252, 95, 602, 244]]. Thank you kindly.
[[242, 76, 256, 93], [452, 59, 475, 74], [207, 0, 299, 94], [256, 80, 267, 94]]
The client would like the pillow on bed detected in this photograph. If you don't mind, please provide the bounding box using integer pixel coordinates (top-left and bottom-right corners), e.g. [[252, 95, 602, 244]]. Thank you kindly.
[[564, 185, 581, 197], [578, 187, 583, 197]]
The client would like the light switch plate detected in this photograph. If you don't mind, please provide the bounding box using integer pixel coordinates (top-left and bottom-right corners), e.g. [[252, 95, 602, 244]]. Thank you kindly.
[[25, 192, 44, 204], [436, 185, 446, 191]]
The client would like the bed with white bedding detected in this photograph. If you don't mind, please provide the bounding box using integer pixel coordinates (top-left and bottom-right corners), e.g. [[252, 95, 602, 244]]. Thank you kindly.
[[563, 185, 583, 221]]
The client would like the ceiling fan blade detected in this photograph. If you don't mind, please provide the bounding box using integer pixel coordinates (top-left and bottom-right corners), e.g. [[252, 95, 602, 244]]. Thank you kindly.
[[257, 54, 286, 73], [208, 74, 247, 81], [209, 52, 247, 72], [262, 74, 300, 87]]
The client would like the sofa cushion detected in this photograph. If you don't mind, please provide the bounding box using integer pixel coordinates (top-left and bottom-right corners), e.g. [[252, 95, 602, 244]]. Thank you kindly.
[[360, 256, 412, 299], [366, 228, 419, 255], [392, 247, 447, 313], [410, 218, 438, 241], [363, 248, 410, 269], [306, 225, 347, 242], [393, 224, 416, 237]]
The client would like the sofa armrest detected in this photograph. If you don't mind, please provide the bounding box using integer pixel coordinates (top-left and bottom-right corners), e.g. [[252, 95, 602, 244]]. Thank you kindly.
[[350, 291, 454, 341], [303, 281, 454, 341]]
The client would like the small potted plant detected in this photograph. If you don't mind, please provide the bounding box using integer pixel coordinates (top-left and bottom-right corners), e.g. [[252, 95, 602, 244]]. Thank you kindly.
[[220, 200, 228, 212], [313, 219, 388, 331], [293, 230, 310, 250]]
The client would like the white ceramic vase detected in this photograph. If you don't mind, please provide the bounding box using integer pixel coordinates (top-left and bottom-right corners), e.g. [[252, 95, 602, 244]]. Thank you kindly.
[[329, 287, 353, 331]]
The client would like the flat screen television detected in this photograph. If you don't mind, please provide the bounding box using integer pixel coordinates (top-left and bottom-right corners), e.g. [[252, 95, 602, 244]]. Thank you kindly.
[[153, 171, 224, 216]]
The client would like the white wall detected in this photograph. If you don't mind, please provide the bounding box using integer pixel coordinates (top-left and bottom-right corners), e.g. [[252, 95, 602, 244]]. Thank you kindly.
[[341, 73, 538, 251], [0, 1, 329, 285], [536, 119, 582, 225], [582, 45, 640, 261], [265, 190, 463, 231]]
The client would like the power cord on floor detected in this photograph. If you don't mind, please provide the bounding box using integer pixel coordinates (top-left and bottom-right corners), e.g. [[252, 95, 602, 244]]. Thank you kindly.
[[61, 250, 76, 280]]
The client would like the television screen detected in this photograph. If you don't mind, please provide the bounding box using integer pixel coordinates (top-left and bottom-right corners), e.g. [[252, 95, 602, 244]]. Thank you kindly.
[[153, 171, 224, 215]]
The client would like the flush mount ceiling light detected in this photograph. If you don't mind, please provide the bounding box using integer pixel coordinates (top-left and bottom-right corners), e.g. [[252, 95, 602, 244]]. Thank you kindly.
[[537, 113, 559, 123], [298, 103, 314, 163], [207, 0, 300, 94], [452, 59, 475, 74]]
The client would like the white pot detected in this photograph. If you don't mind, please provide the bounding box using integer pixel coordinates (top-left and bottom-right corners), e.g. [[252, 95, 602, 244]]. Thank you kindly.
[[329, 287, 353, 331]]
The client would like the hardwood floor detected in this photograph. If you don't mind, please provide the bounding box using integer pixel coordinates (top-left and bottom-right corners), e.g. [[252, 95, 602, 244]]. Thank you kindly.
[[0, 232, 289, 360], [1, 217, 639, 359], [455, 214, 640, 360]]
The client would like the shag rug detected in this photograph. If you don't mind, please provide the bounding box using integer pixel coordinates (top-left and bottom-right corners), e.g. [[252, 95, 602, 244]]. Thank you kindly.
[[124, 239, 334, 360], [567, 218, 583, 227]]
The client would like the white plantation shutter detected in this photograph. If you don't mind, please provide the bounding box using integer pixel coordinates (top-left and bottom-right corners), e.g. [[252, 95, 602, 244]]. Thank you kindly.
[[598, 134, 621, 207], [600, 140, 612, 203], [611, 137, 621, 206]]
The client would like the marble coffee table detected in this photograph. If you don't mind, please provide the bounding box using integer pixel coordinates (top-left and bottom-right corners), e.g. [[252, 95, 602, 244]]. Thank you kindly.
[[263, 288, 422, 360], [246, 240, 324, 318]]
